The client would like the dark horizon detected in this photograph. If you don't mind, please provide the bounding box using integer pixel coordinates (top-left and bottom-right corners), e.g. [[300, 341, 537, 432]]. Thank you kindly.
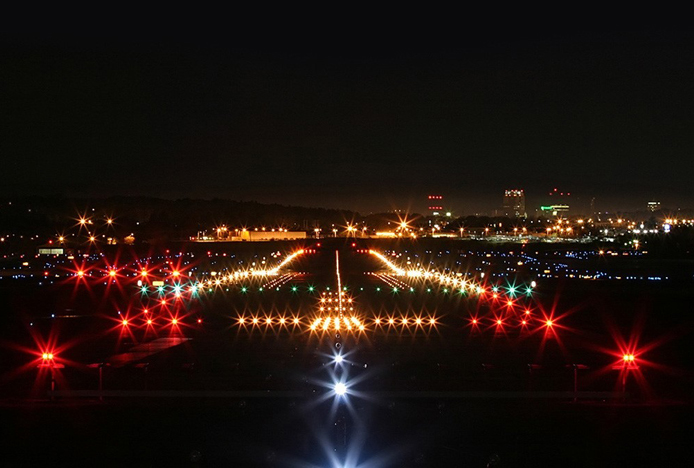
[[3, 28, 694, 213]]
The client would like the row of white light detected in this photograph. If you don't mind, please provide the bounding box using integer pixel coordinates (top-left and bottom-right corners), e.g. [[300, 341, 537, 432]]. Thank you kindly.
[[368, 250, 406, 275], [369, 250, 488, 295], [237, 315, 438, 329], [197, 250, 305, 287]]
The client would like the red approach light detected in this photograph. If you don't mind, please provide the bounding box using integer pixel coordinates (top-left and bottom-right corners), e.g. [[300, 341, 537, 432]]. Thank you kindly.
[[109, 269, 117, 277], [623, 354, 635, 363], [496, 319, 502, 325], [141, 270, 148, 277], [172, 270, 180, 277], [546, 320, 553, 327], [77, 270, 85, 278], [42, 352, 54, 361], [171, 318, 178, 325], [352, 243, 356, 247], [122, 319, 128, 326], [197, 318, 202, 324]]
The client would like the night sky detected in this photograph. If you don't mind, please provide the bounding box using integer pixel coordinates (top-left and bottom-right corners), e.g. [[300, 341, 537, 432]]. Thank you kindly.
[[3, 27, 694, 214]]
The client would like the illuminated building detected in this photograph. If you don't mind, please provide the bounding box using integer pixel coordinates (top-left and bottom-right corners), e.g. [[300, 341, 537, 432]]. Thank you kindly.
[[540, 205, 569, 217], [193, 229, 306, 242], [503, 189, 526, 218], [541, 188, 570, 218], [37, 245, 69, 256], [647, 201, 661, 212]]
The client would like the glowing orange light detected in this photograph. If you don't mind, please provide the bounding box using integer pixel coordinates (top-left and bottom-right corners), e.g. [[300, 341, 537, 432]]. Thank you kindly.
[[429, 318, 436, 325], [89, 236, 96, 242], [239, 318, 245, 324], [265, 318, 272, 324], [252, 318, 259, 324], [279, 318, 286, 324], [388, 318, 395, 325], [293, 318, 299, 324], [415, 318, 422, 325]]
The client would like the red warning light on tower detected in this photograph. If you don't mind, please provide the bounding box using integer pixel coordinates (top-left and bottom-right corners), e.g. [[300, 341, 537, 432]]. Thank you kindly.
[[427, 195, 444, 212]]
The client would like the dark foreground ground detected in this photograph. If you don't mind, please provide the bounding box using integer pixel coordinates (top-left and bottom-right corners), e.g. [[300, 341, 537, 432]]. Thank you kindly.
[[1, 241, 693, 466], [2, 397, 691, 467]]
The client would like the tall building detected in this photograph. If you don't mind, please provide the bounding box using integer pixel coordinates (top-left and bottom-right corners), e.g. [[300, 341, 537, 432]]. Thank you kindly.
[[543, 188, 571, 217], [647, 201, 661, 212], [427, 195, 443, 216], [503, 189, 526, 218]]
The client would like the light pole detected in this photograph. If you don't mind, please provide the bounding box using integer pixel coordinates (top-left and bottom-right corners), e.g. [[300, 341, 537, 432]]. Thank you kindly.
[[88, 362, 107, 401], [612, 355, 638, 400], [566, 364, 589, 402], [38, 354, 64, 401]]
